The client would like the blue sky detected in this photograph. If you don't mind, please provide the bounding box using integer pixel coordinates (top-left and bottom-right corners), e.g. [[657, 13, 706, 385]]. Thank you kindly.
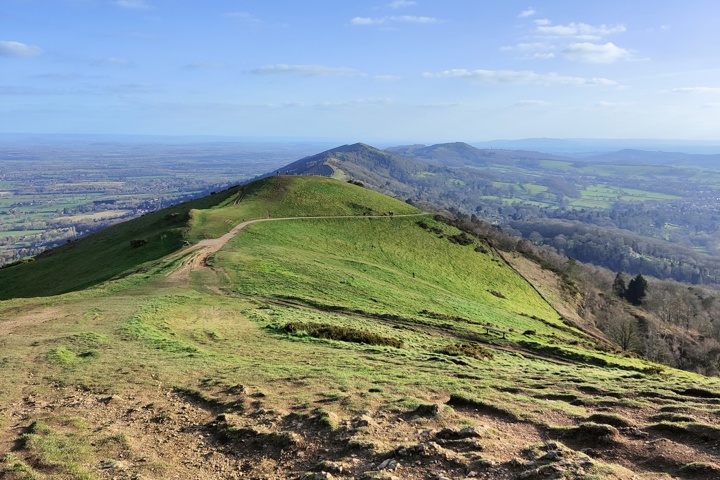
[[2, 0, 720, 143]]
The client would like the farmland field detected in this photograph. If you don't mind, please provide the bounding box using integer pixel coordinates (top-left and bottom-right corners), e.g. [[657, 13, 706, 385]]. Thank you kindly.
[[0, 139, 330, 264]]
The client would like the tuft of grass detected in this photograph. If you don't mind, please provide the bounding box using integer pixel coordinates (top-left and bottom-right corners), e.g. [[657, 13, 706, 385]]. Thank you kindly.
[[585, 413, 635, 428], [550, 422, 621, 444], [19, 419, 96, 479], [46, 346, 78, 367], [446, 393, 523, 422], [679, 462, 720, 474], [650, 412, 698, 423], [1, 453, 41, 480], [283, 321, 403, 348], [437, 343, 494, 360]]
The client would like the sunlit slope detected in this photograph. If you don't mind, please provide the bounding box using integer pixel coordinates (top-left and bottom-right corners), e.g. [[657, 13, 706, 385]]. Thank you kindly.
[[186, 175, 419, 241], [0, 176, 418, 300], [209, 214, 646, 370], [0, 188, 238, 300], [3, 175, 720, 479]]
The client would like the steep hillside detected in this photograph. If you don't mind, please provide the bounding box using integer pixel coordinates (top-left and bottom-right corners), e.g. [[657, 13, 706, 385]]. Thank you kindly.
[[281, 143, 430, 197], [0, 176, 417, 300], [1, 176, 720, 479]]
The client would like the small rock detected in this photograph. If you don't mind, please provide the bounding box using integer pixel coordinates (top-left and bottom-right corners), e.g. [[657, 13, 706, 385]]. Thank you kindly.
[[413, 403, 441, 418], [314, 461, 343, 474], [540, 450, 559, 461], [377, 459, 399, 471], [353, 415, 375, 428], [299, 473, 334, 480]]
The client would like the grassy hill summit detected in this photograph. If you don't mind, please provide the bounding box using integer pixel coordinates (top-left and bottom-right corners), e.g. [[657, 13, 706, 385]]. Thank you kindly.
[[1, 175, 720, 479], [0, 175, 417, 300]]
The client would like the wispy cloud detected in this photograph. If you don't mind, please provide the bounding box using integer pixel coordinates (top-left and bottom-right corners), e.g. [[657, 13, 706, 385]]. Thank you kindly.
[[537, 22, 626, 41], [33, 72, 101, 81], [93, 57, 131, 67], [185, 62, 227, 70], [0, 85, 66, 95], [250, 64, 365, 77], [563, 42, 631, 63], [318, 97, 392, 108], [518, 8, 536, 18], [513, 99, 551, 107], [501, 42, 554, 52], [374, 75, 402, 81], [673, 87, 720, 94], [114, 0, 151, 10], [417, 102, 461, 109], [423, 68, 617, 87], [501, 42, 555, 59], [106, 83, 157, 94], [351, 15, 438, 26], [0, 40, 43, 57], [388, 0, 416, 8], [225, 11, 261, 24]]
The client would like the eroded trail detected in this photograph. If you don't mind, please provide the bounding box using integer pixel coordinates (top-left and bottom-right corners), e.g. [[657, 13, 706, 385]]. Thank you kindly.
[[165, 214, 425, 284]]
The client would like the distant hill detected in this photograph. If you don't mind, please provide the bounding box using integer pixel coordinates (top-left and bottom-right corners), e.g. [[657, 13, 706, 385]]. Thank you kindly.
[[388, 142, 572, 167], [279, 142, 435, 197], [583, 148, 720, 165], [471, 137, 720, 155]]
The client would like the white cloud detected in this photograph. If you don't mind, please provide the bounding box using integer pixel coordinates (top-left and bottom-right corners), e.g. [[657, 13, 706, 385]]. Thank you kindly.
[[595, 101, 633, 108], [534, 18, 551, 26], [94, 57, 131, 67], [351, 15, 437, 26], [115, 0, 150, 9], [537, 22, 626, 40], [501, 42, 556, 59], [388, 0, 416, 8], [502, 42, 553, 52], [0, 40, 43, 57], [185, 62, 227, 70], [107, 83, 157, 94], [513, 100, 551, 107], [518, 8, 536, 18], [225, 12, 261, 24], [318, 97, 392, 108], [250, 64, 365, 77], [563, 42, 631, 63], [423, 68, 617, 87], [374, 75, 402, 81], [673, 87, 720, 94]]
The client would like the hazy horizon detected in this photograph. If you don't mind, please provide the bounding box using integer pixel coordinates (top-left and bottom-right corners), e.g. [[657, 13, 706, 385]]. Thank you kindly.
[[3, 1, 720, 142]]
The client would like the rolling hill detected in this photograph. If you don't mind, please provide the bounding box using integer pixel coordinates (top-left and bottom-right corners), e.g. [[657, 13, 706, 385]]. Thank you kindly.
[[2, 175, 720, 479]]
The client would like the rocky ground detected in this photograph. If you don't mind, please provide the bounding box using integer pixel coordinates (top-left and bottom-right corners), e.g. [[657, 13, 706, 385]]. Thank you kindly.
[[3, 381, 720, 480]]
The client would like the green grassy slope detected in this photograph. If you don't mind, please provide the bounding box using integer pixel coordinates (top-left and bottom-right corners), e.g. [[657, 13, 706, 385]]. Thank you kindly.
[[0, 188, 238, 300], [212, 214, 653, 371], [2, 176, 720, 479], [0, 176, 417, 300], [187, 175, 419, 241]]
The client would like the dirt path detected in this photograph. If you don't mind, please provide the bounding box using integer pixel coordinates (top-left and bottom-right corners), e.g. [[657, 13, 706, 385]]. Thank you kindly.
[[165, 214, 425, 284], [0, 306, 63, 336]]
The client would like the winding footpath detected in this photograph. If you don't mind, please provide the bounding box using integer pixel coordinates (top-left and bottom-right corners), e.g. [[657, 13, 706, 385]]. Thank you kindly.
[[165, 213, 426, 283]]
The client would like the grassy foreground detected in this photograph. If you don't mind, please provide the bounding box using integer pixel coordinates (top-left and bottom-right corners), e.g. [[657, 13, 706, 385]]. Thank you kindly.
[[2, 176, 720, 479]]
